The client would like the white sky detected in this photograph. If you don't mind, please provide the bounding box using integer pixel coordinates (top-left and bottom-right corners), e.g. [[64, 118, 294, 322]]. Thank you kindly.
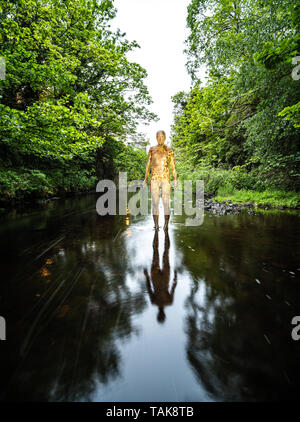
[[111, 0, 206, 148]]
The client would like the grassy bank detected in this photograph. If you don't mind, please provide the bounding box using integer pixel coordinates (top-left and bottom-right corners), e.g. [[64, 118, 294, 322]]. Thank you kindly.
[[213, 187, 300, 208], [177, 165, 300, 209]]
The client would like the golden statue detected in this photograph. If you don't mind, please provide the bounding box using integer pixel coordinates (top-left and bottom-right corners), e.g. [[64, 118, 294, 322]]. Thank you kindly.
[[143, 130, 178, 230], [144, 230, 178, 323]]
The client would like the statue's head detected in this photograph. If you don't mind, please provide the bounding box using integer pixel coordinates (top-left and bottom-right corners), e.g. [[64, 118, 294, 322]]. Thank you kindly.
[[157, 307, 166, 324], [156, 130, 166, 146]]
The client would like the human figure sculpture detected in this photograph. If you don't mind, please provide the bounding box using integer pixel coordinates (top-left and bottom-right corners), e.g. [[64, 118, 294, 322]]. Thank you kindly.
[[143, 130, 178, 231], [144, 230, 178, 323]]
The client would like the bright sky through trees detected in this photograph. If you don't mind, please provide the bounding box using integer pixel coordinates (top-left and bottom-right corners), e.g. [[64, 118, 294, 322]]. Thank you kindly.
[[111, 0, 206, 147]]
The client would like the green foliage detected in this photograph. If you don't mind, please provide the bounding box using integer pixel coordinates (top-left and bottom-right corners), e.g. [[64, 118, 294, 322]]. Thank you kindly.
[[171, 0, 300, 195], [0, 0, 157, 203], [278, 101, 300, 128], [177, 161, 300, 198], [214, 189, 300, 208], [0, 165, 97, 203], [113, 144, 148, 181]]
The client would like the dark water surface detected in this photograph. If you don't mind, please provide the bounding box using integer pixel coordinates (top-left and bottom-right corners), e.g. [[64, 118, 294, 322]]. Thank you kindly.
[[0, 193, 299, 402]]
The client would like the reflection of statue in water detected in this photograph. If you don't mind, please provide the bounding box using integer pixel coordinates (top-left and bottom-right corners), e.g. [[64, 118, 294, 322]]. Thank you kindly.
[[144, 230, 178, 324], [143, 130, 178, 231]]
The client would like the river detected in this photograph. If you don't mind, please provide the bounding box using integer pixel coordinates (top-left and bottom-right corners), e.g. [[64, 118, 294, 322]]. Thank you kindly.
[[0, 192, 299, 401]]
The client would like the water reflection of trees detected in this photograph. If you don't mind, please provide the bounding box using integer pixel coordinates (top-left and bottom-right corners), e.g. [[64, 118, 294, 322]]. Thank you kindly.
[[0, 194, 147, 401], [177, 212, 300, 401]]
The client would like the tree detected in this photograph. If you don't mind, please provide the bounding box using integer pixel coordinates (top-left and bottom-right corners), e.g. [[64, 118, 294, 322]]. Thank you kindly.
[[0, 0, 157, 164], [171, 0, 300, 190]]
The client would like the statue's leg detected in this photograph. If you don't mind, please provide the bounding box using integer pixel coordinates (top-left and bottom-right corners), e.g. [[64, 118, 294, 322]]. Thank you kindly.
[[162, 180, 171, 231], [151, 229, 159, 271], [150, 180, 160, 230]]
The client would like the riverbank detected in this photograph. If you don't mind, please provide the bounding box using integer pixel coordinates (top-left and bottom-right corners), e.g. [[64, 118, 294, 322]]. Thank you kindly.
[[0, 166, 98, 212], [1, 168, 299, 216], [177, 166, 300, 211], [200, 187, 299, 216], [213, 188, 300, 209], [0, 141, 148, 213], [201, 197, 300, 216]]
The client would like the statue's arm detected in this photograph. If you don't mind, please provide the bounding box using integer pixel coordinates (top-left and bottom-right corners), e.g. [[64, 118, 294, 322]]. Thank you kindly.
[[169, 149, 178, 187], [144, 269, 154, 301], [143, 148, 152, 185], [170, 270, 178, 303]]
